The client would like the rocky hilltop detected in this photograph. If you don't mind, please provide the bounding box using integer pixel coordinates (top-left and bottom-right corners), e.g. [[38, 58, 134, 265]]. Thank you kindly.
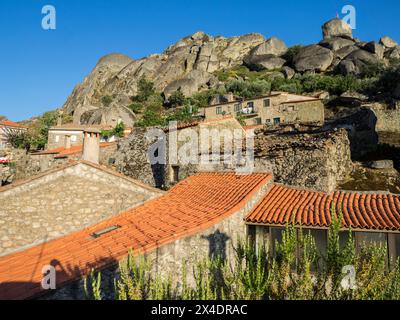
[[62, 18, 399, 127]]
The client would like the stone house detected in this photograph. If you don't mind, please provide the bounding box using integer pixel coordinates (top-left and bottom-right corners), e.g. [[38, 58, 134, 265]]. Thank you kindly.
[[0, 128, 162, 260], [115, 116, 248, 189], [203, 92, 325, 126], [47, 123, 132, 150], [0, 120, 27, 149], [0, 167, 399, 300]]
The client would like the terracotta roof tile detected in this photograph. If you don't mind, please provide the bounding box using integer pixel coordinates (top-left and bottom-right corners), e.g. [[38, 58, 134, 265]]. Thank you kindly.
[[35, 142, 116, 156], [0, 120, 27, 129], [0, 171, 271, 300], [246, 184, 400, 231]]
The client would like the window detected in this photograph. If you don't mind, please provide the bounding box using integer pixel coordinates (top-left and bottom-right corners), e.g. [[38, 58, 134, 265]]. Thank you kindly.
[[273, 117, 281, 125], [216, 106, 223, 115], [234, 103, 241, 113], [247, 102, 254, 109], [263, 99, 270, 107], [287, 105, 295, 112], [55, 135, 60, 143], [254, 118, 262, 125], [71, 135, 77, 142], [171, 166, 180, 183]]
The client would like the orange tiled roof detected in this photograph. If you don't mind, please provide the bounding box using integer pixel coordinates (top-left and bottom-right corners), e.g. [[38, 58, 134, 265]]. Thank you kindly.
[[0, 120, 27, 129], [0, 171, 271, 300], [246, 184, 400, 231], [36, 142, 116, 156]]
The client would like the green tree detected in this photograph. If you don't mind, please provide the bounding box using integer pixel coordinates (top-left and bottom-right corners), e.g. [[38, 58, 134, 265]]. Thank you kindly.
[[134, 78, 156, 102], [5, 130, 30, 150], [101, 96, 113, 107], [168, 90, 186, 108]]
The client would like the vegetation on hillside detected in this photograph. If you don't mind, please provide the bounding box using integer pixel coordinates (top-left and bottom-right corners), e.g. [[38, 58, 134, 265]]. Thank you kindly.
[[6, 111, 73, 150], [84, 209, 400, 300], [100, 122, 126, 140]]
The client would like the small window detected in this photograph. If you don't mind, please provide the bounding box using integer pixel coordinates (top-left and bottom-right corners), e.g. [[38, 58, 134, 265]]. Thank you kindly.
[[273, 117, 281, 125], [263, 99, 270, 107], [286, 105, 295, 112], [254, 118, 262, 125], [234, 103, 241, 113], [216, 106, 223, 115], [171, 166, 180, 183]]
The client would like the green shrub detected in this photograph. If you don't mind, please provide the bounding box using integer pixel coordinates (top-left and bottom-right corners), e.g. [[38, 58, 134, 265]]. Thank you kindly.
[[5, 130, 30, 150], [168, 90, 186, 108], [101, 96, 113, 107], [83, 206, 400, 300]]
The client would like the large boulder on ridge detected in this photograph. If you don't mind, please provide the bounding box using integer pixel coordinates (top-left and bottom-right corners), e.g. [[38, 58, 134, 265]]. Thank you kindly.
[[322, 18, 353, 39], [244, 54, 286, 71], [379, 36, 398, 48], [338, 49, 380, 75], [293, 45, 334, 72], [248, 37, 288, 57]]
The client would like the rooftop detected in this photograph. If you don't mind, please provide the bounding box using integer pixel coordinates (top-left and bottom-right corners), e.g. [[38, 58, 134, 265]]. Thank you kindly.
[[0, 171, 271, 300], [49, 123, 113, 131], [34, 142, 116, 156], [0, 120, 27, 129], [0, 161, 162, 257], [206, 92, 322, 108], [246, 184, 400, 231]]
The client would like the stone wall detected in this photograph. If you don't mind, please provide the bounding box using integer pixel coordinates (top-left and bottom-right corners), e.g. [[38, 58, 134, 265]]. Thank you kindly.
[[2, 144, 118, 185], [253, 128, 353, 192], [0, 162, 161, 256], [43, 178, 272, 300], [115, 125, 352, 193], [368, 103, 400, 134]]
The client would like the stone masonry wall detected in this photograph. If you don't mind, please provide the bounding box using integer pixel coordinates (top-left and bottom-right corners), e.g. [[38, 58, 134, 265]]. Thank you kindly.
[[253, 128, 353, 192], [0, 162, 161, 256], [2, 144, 118, 185]]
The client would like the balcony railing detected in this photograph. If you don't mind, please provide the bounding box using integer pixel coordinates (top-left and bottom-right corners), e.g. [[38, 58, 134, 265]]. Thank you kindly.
[[237, 107, 258, 116]]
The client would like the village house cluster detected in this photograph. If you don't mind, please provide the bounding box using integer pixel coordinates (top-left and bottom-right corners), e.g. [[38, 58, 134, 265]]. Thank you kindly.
[[0, 90, 399, 300], [203, 92, 325, 127]]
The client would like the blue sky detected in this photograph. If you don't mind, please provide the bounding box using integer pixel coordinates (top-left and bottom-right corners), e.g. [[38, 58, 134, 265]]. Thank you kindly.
[[0, 0, 399, 121]]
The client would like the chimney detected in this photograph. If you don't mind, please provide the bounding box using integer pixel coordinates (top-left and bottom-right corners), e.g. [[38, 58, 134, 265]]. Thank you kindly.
[[82, 128, 100, 164], [65, 135, 71, 149]]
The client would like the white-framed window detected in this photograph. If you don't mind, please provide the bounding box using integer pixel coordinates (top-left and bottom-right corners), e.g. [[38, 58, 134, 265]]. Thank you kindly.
[[234, 103, 241, 113]]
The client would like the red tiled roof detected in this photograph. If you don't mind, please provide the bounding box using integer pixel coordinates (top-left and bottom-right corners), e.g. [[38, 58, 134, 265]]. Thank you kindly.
[[246, 184, 400, 231], [0, 120, 27, 129], [35, 142, 116, 156], [0, 171, 271, 300]]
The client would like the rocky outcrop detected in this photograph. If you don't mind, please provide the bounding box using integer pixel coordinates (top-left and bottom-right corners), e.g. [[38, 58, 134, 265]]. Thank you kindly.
[[338, 49, 380, 75], [380, 36, 398, 48], [63, 32, 265, 125], [244, 54, 286, 71], [322, 18, 353, 39], [60, 19, 398, 127], [254, 128, 353, 192], [250, 37, 287, 56], [293, 45, 334, 72], [319, 37, 355, 51]]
